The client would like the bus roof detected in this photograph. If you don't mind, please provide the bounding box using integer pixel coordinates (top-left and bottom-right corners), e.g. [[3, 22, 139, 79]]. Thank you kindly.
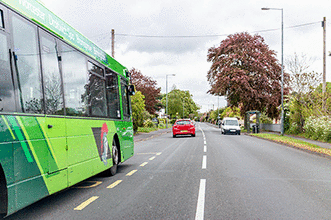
[[0, 0, 128, 77]]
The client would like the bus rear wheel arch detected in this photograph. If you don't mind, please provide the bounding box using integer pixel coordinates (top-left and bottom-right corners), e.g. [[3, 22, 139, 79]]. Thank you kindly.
[[105, 135, 120, 176]]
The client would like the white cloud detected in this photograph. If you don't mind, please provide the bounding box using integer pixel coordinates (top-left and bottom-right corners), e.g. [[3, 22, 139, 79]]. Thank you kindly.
[[41, 0, 331, 113]]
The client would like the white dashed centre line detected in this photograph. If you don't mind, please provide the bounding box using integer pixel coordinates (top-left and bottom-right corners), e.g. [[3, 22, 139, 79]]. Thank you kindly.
[[195, 179, 206, 220], [202, 155, 207, 169]]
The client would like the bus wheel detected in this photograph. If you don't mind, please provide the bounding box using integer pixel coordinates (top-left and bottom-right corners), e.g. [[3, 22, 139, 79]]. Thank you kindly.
[[110, 139, 119, 176]]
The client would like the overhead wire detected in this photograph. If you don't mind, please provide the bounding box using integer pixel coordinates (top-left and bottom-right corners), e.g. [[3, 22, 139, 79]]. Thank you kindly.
[[111, 21, 321, 39], [87, 21, 322, 50]]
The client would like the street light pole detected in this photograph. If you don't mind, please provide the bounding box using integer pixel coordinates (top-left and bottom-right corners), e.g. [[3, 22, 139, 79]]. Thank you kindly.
[[166, 74, 175, 128], [262, 7, 284, 135]]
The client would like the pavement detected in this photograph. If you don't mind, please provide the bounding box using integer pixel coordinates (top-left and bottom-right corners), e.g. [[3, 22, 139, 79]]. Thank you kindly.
[[133, 128, 172, 143]]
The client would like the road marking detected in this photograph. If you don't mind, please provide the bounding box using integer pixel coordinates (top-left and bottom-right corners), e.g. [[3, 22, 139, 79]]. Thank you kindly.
[[107, 180, 122, 189], [137, 152, 158, 155], [204, 140, 206, 145], [204, 145, 207, 153], [74, 196, 99, 211], [195, 179, 206, 220], [202, 155, 207, 169], [149, 156, 156, 160], [140, 162, 148, 167], [126, 170, 137, 176], [75, 181, 102, 188], [136, 152, 162, 155]]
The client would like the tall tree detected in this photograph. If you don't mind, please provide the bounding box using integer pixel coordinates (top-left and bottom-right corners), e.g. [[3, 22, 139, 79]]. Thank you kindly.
[[130, 68, 161, 115], [285, 53, 323, 133], [207, 32, 288, 119], [131, 91, 146, 132], [286, 53, 318, 94], [161, 88, 199, 119]]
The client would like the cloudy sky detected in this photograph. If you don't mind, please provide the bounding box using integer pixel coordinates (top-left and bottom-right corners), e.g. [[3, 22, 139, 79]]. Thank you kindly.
[[40, 0, 331, 113]]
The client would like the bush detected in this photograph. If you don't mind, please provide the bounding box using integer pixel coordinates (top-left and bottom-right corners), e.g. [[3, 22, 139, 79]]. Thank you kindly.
[[304, 116, 331, 142], [260, 112, 273, 124], [158, 123, 166, 129], [143, 119, 155, 128], [288, 122, 301, 135]]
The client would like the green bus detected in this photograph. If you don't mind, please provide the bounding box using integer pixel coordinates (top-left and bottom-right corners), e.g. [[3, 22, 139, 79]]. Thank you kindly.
[[0, 0, 134, 217]]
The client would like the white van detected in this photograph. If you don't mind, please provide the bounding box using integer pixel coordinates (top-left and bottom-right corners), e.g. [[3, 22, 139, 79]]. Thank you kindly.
[[221, 117, 241, 135]]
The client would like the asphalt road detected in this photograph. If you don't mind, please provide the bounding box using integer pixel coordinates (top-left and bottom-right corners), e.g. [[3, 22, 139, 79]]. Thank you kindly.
[[6, 123, 331, 219]]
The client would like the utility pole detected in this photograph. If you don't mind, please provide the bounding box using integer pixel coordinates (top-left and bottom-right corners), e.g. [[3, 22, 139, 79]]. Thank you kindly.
[[322, 17, 326, 110], [111, 29, 115, 58]]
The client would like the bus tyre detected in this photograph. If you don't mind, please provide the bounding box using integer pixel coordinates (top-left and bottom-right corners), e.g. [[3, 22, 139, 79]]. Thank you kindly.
[[110, 139, 119, 176]]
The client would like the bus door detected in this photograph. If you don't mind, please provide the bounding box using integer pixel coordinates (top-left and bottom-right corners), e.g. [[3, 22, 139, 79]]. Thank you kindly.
[[119, 78, 134, 161], [0, 5, 15, 187], [39, 29, 68, 193]]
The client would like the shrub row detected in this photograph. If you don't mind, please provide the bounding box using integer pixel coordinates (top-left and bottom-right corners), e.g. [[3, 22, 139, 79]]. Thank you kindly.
[[304, 116, 331, 142]]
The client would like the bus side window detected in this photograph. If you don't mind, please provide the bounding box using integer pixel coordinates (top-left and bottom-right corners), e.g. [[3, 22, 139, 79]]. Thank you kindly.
[[0, 32, 16, 112], [106, 71, 121, 119], [87, 62, 107, 117], [61, 43, 88, 117], [11, 14, 43, 113], [40, 30, 64, 115], [120, 79, 131, 119], [0, 10, 4, 28]]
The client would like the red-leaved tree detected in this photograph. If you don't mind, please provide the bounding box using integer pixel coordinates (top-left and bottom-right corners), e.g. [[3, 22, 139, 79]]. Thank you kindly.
[[130, 68, 161, 115], [207, 32, 289, 119]]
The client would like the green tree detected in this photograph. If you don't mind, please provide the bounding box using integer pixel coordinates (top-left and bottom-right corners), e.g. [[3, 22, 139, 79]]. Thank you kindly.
[[209, 107, 226, 123], [220, 106, 241, 119], [131, 91, 146, 132], [313, 82, 331, 115], [161, 89, 199, 119], [285, 52, 323, 133]]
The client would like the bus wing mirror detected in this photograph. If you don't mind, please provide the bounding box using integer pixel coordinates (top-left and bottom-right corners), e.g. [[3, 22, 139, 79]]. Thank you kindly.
[[128, 85, 135, 96]]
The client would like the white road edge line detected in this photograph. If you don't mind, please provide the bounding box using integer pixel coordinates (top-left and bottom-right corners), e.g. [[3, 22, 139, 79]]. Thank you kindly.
[[202, 155, 207, 169], [195, 179, 206, 220], [204, 145, 207, 153]]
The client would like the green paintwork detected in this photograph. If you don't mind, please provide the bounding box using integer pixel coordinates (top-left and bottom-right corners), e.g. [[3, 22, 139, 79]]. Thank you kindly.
[[0, 0, 134, 216], [0, 115, 134, 215], [0, 0, 127, 76]]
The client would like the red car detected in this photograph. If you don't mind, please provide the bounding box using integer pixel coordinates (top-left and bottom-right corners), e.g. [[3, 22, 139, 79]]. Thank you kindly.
[[172, 119, 196, 138]]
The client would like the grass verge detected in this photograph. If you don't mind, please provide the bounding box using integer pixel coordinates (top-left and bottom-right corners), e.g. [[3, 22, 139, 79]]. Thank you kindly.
[[251, 133, 331, 157], [137, 127, 159, 133]]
